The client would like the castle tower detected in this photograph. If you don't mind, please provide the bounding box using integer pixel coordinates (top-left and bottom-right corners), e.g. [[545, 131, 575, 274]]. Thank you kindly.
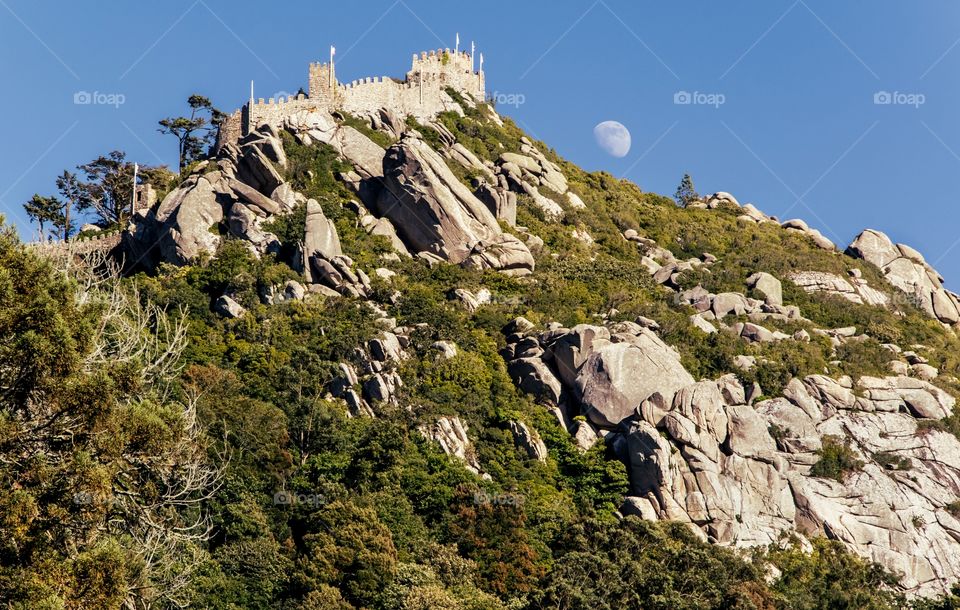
[[308, 62, 338, 102]]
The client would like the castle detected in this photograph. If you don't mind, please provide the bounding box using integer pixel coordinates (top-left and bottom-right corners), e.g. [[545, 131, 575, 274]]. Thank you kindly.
[[217, 44, 486, 148]]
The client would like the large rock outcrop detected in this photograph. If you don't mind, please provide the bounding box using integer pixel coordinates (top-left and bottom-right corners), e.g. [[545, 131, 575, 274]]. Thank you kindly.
[[149, 172, 227, 265], [375, 132, 534, 275], [612, 370, 960, 596], [847, 229, 960, 324], [124, 126, 293, 268], [503, 321, 694, 429], [285, 109, 386, 179], [498, 314, 960, 596]]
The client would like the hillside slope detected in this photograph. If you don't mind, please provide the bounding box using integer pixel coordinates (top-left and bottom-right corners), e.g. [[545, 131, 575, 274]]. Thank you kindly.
[[12, 69, 960, 608]]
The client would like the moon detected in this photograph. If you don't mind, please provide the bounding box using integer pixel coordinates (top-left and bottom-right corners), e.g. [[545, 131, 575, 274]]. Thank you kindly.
[[593, 121, 631, 158]]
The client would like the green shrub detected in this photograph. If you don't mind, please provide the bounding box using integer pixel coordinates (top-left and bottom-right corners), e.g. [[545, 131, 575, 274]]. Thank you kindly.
[[810, 436, 864, 481], [338, 111, 396, 149], [873, 451, 912, 471]]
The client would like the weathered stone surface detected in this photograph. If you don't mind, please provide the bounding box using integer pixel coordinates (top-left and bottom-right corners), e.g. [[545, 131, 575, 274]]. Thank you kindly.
[[690, 314, 718, 334], [508, 358, 563, 404], [847, 229, 959, 324], [672, 381, 729, 445], [498, 313, 960, 595], [573, 331, 694, 428], [214, 295, 245, 318], [419, 416, 485, 477], [153, 174, 226, 264], [474, 179, 517, 226], [712, 292, 750, 318], [376, 133, 533, 274], [227, 202, 276, 252], [303, 199, 342, 270], [431, 340, 458, 359], [369, 332, 403, 362], [789, 270, 888, 306], [548, 324, 612, 386], [238, 144, 284, 194], [509, 421, 549, 462], [746, 272, 783, 306], [461, 235, 536, 276], [287, 109, 386, 178], [707, 191, 740, 207]]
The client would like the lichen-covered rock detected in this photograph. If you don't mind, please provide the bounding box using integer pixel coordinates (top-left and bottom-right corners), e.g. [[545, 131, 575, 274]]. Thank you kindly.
[[746, 271, 782, 306], [303, 199, 342, 273]]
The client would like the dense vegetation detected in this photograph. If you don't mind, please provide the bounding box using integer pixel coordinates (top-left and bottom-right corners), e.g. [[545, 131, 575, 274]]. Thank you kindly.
[[6, 94, 960, 608]]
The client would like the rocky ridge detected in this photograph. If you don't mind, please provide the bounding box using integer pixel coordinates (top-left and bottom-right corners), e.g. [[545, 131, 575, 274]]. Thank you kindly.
[[120, 81, 960, 597]]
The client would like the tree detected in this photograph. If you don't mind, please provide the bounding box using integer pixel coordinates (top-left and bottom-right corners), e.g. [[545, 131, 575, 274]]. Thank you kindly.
[[0, 233, 221, 608], [76, 150, 136, 225], [55, 170, 83, 238], [158, 94, 226, 172], [23, 194, 64, 240], [674, 173, 700, 207]]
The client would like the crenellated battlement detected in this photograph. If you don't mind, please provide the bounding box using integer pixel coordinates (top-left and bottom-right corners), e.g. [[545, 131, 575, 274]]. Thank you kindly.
[[30, 231, 122, 257], [218, 41, 486, 149]]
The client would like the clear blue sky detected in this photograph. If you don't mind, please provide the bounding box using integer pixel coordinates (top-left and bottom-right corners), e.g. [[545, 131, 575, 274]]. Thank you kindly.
[[3, 1, 960, 285]]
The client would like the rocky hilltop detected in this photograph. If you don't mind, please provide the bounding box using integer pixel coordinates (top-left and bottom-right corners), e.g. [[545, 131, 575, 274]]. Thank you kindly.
[[113, 50, 960, 600]]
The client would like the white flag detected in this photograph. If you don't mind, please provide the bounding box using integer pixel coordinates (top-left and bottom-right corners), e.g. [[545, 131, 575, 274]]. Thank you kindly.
[[330, 45, 336, 59], [456, 33, 460, 49]]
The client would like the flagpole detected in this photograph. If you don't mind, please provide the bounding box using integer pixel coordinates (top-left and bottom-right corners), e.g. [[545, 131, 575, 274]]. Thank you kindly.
[[479, 53, 484, 95], [329, 45, 335, 88], [455, 32, 459, 54], [131, 162, 139, 217]]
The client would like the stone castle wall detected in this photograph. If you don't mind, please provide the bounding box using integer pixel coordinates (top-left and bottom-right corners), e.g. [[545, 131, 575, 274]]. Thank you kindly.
[[30, 232, 122, 257], [218, 47, 485, 149]]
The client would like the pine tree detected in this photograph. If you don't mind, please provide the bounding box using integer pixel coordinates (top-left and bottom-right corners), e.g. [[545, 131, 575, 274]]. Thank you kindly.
[[23, 194, 64, 240], [674, 173, 700, 207], [158, 94, 225, 172]]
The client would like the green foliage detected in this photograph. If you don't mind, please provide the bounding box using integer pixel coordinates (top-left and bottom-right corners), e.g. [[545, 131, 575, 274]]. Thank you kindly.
[[873, 451, 912, 471], [0, 224, 219, 608], [914, 584, 960, 610], [763, 536, 906, 609], [836, 337, 893, 379], [674, 172, 700, 207], [22, 194, 66, 240], [810, 435, 864, 481], [338, 112, 396, 148], [533, 517, 775, 610], [12, 91, 960, 608], [158, 93, 225, 171]]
